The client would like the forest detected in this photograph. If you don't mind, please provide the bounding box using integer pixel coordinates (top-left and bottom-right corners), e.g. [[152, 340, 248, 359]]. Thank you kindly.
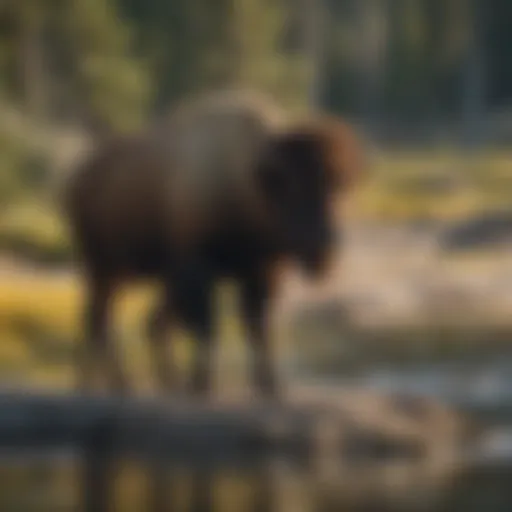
[[0, 0, 511, 263], [1, 0, 511, 136]]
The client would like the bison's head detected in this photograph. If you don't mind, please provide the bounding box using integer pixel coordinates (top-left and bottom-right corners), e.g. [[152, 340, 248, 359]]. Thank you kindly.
[[257, 117, 364, 279]]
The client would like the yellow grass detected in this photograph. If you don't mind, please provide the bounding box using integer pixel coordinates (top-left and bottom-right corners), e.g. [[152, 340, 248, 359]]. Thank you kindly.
[[0, 274, 146, 388], [0, 272, 247, 390]]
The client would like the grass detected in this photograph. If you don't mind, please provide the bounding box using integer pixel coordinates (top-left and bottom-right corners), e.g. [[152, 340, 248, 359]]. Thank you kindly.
[[355, 149, 512, 222], [0, 200, 71, 265], [1, 254, 511, 391], [0, 272, 250, 390]]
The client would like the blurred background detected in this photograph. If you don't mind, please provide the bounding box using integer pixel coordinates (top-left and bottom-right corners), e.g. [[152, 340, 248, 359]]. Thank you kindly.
[[0, 0, 512, 510]]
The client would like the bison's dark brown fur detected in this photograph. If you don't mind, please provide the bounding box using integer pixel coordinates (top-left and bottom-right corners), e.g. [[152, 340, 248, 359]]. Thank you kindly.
[[63, 89, 365, 399]]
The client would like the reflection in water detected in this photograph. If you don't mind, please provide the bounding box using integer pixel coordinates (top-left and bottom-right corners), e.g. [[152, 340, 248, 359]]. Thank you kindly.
[[0, 451, 511, 512], [0, 387, 511, 512]]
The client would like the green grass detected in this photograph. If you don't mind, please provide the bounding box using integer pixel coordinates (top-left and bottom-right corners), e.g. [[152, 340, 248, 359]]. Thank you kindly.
[[355, 149, 512, 222], [0, 200, 71, 265]]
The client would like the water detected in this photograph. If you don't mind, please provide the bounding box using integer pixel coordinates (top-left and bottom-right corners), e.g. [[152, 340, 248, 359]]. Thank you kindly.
[[1, 359, 512, 511], [294, 357, 512, 421], [0, 449, 510, 511]]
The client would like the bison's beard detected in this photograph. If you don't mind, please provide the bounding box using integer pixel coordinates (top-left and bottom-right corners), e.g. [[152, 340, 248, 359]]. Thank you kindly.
[[299, 247, 334, 281], [283, 223, 337, 282]]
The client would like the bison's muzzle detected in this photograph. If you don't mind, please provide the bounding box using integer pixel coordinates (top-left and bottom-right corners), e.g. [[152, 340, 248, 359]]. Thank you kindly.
[[292, 222, 339, 280]]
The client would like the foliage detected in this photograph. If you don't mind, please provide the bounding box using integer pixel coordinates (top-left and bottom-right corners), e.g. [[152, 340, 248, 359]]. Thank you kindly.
[[0, 0, 510, 129], [0, 127, 55, 205], [0, 0, 150, 132], [118, 0, 309, 111], [0, 202, 71, 264]]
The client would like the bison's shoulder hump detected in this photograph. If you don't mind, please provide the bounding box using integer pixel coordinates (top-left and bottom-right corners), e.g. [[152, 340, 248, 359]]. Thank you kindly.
[[171, 88, 286, 131], [159, 89, 288, 194]]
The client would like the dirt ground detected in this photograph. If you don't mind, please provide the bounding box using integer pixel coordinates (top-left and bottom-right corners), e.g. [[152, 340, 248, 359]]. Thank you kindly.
[[278, 221, 512, 328]]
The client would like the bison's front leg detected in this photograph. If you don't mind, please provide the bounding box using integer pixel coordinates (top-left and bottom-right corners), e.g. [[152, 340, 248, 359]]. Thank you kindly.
[[79, 276, 129, 395], [173, 263, 216, 398], [241, 269, 281, 400]]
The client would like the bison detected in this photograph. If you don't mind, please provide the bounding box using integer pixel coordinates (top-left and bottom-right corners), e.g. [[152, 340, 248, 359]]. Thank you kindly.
[[63, 89, 365, 399]]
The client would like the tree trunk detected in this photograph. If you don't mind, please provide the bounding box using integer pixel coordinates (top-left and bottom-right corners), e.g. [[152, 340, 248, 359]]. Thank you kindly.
[[17, 4, 45, 119], [461, 0, 486, 149], [302, 0, 326, 109], [357, 0, 388, 137]]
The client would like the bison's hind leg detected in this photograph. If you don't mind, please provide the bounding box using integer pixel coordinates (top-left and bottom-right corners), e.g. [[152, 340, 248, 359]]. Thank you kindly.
[[171, 261, 216, 399], [78, 274, 129, 395], [146, 286, 179, 393]]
